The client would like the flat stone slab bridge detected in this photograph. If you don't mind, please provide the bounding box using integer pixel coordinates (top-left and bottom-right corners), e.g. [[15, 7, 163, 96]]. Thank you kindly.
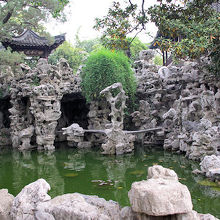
[[57, 127, 162, 135], [56, 127, 163, 135], [82, 127, 163, 135]]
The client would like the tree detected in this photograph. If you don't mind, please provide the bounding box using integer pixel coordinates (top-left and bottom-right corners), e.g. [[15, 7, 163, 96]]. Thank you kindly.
[[75, 37, 103, 53], [0, 0, 69, 40], [48, 41, 87, 74], [148, 0, 220, 73], [94, 1, 148, 56], [0, 0, 70, 71]]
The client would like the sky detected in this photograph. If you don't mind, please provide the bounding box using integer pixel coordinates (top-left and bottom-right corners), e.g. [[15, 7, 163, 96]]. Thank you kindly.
[[47, 0, 158, 45]]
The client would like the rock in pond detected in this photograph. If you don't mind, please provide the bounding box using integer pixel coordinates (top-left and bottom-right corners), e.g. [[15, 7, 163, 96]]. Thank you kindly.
[[36, 193, 121, 220], [200, 155, 220, 180], [0, 189, 14, 220], [128, 165, 193, 216], [10, 178, 51, 220]]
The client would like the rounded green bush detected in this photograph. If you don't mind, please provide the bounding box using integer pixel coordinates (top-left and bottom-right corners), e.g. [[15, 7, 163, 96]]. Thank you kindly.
[[81, 49, 136, 103]]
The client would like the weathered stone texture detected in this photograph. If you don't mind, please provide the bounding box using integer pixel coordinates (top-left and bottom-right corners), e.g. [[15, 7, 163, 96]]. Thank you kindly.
[[200, 155, 220, 180], [0, 189, 14, 220], [100, 83, 135, 155], [128, 165, 193, 216], [0, 165, 218, 220], [133, 55, 220, 161], [10, 179, 51, 220], [37, 193, 121, 220], [6, 58, 81, 150]]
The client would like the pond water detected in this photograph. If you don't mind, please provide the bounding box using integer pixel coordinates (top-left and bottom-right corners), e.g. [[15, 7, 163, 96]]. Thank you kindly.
[[0, 145, 219, 218]]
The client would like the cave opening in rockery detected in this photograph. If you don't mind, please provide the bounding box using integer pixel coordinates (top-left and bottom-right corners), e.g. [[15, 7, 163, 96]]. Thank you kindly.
[[0, 96, 12, 146], [0, 96, 11, 129], [55, 93, 89, 143]]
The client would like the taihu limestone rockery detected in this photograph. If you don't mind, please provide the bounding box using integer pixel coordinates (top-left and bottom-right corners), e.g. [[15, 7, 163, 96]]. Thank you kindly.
[[99, 82, 135, 155], [61, 83, 135, 154], [133, 50, 220, 161], [132, 50, 220, 179], [0, 50, 220, 164], [1, 58, 81, 150]]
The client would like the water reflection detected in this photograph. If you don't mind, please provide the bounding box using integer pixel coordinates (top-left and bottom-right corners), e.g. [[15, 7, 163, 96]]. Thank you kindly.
[[64, 150, 86, 171], [1, 149, 65, 196], [37, 151, 64, 196], [11, 150, 36, 193], [102, 153, 136, 204], [0, 146, 219, 218]]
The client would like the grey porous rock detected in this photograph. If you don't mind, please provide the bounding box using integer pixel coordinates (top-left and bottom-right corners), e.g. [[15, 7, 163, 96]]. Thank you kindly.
[[200, 155, 220, 180], [10, 179, 51, 220], [139, 49, 155, 65], [132, 55, 220, 161], [128, 165, 193, 216], [0, 189, 14, 220], [62, 123, 85, 147], [36, 193, 121, 220], [7, 58, 81, 150], [2, 170, 219, 220], [100, 83, 135, 155]]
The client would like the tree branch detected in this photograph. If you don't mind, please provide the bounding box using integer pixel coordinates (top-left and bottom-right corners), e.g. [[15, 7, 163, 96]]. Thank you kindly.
[[141, 0, 146, 29], [128, 0, 135, 9], [128, 27, 145, 45], [127, 22, 141, 34], [3, 10, 13, 24], [1, 0, 14, 24]]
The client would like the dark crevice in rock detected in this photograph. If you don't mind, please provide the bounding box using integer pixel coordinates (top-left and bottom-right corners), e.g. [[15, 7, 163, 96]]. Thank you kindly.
[[55, 92, 89, 143], [61, 93, 89, 129], [0, 96, 11, 128]]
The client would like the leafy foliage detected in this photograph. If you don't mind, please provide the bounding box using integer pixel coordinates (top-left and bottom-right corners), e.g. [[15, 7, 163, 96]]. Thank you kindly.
[[48, 41, 87, 74], [81, 49, 136, 104], [0, 0, 69, 71], [154, 54, 163, 66], [74, 31, 103, 53], [75, 32, 147, 62], [0, 47, 25, 72], [128, 37, 148, 61], [148, 0, 220, 74], [94, 1, 148, 56], [208, 38, 220, 74], [0, 0, 69, 40], [75, 38, 102, 53]]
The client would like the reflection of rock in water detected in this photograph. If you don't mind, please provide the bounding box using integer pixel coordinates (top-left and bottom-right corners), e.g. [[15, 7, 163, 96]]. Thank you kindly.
[[102, 154, 136, 203], [103, 154, 136, 182], [9, 150, 64, 197], [192, 174, 220, 197], [11, 150, 36, 194], [64, 151, 86, 171], [37, 151, 64, 197]]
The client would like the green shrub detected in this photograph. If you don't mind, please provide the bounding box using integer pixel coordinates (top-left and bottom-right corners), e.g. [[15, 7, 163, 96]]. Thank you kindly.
[[154, 54, 163, 66], [81, 49, 136, 104], [0, 48, 25, 72], [128, 37, 148, 62]]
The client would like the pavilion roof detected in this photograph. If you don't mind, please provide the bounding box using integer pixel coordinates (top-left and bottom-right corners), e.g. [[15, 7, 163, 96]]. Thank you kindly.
[[1, 29, 65, 57], [2, 29, 65, 50]]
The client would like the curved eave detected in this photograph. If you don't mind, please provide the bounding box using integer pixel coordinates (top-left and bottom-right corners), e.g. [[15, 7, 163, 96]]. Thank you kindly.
[[2, 32, 66, 48]]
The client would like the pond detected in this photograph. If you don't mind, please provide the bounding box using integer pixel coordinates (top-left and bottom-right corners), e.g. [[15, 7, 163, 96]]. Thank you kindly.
[[0, 145, 219, 218]]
